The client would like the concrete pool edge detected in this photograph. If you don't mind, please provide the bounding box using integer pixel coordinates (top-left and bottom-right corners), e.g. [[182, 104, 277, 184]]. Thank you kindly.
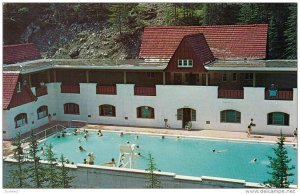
[[3, 157, 297, 188], [82, 128, 297, 145]]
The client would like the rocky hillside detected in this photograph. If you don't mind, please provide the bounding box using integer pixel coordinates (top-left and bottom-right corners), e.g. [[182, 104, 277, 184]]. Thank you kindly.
[[21, 21, 141, 60], [3, 3, 297, 59]]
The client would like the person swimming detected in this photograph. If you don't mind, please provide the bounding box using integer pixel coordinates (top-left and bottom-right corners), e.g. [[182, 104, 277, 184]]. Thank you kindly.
[[40, 147, 44, 155], [136, 135, 139, 140], [87, 153, 95, 165], [251, 158, 257, 163], [120, 132, 124, 136], [79, 146, 85, 151], [162, 136, 165, 139], [78, 138, 81, 143], [97, 130, 103, 136]]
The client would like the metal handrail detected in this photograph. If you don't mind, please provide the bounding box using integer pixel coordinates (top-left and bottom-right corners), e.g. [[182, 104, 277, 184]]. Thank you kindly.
[[21, 124, 67, 143]]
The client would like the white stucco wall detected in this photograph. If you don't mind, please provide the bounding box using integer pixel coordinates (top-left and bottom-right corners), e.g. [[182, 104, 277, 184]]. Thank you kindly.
[[3, 88, 52, 140], [3, 159, 258, 188], [3, 83, 297, 139]]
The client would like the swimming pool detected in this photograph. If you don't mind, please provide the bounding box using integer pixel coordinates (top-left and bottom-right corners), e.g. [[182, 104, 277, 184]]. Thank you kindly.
[[36, 129, 297, 184]]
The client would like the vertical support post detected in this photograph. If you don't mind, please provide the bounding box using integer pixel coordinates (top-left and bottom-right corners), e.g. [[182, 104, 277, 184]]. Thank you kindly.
[[86, 70, 90, 83], [28, 74, 32, 88], [170, 72, 174, 84], [205, 73, 209, 86], [123, 71, 127, 84], [53, 70, 57, 82], [253, 73, 256, 87], [163, 71, 166, 85], [47, 70, 51, 83]]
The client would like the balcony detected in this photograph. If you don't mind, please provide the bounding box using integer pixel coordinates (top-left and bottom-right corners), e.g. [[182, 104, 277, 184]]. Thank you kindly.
[[61, 85, 80, 93], [134, 86, 156, 96], [218, 89, 244, 99], [265, 90, 293, 101], [96, 85, 117, 95], [35, 86, 48, 97]]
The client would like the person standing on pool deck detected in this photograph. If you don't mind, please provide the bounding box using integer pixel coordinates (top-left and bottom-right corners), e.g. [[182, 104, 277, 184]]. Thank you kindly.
[[247, 119, 255, 138], [293, 128, 297, 142]]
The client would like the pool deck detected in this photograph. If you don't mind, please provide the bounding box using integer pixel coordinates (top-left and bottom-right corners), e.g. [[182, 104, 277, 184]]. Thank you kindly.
[[85, 124, 296, 144], [3, 121, 297, 156]]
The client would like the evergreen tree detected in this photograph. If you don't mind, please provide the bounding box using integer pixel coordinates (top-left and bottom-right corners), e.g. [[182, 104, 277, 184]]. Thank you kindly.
[[268, 15, 282, 59], [145, 153, 162, 188], [5, 132, 29, 188], [284, 4, 297, 59], [57, 154, 74, 188], [44, 144, 60, 188], [203, 3, 240, 25], [108, 3, 137, 34], [27, 132, 47, 188], [264, 132, 295, 188]]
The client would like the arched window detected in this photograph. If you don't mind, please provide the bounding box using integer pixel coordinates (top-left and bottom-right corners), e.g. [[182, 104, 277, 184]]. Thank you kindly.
[[220, 110, 241, 123], [15, 113, 28, 128], [267, 112, 289, 126], [64, 103, 80, 115], [99, 104, 116, 117], [37, 105, 48, 119], [137, 106, 154, 119]]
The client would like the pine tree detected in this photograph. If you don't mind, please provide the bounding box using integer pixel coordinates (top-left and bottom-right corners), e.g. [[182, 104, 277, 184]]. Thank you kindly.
[[57, 154, 74, 188], [5, 132, 29, 188], [268, 16, 282, 59], [44, 144, 60, 188], [284, 4, 297, 59], [264, 132, 295, 188], [145, 153, 162, 188], [27, 132, 47, 188]]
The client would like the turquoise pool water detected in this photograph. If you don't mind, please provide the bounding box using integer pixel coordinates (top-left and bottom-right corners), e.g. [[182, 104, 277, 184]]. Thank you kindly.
[[36, 129, 297, 184]]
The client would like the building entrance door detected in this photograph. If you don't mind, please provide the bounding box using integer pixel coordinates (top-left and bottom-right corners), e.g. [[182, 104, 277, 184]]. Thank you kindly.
[[182, 108, 191, 128]]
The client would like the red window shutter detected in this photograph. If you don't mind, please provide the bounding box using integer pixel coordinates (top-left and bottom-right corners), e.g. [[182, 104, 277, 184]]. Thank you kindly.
[[137, 107, 141, 118], [76, 104, 79, 114], [112, 106, 116, 116], [150, 107, 154, 118], [24, 114, 27, 124], [64, 104, 67, 114], [100, 105, 104, 116]]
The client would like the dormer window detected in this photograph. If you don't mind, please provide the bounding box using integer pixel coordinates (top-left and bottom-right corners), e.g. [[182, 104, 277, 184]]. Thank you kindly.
[[178, 59, 193, 67], [16, 82, 21, 93]]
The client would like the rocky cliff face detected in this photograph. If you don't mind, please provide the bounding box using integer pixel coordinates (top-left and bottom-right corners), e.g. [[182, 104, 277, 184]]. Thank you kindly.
[[21, 22, 141, 60]]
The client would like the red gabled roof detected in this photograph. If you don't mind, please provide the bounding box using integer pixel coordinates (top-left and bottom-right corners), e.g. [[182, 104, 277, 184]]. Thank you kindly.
[[182, 33, 215, 65], [3, 73, 37, 110], [3, 43, 41, 64], [3, 73, 20, 109], [139, 24, 268, 59]]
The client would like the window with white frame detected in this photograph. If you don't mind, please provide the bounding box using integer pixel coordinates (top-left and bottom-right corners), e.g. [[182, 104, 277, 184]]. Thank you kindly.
[[16, 82, 21, 93], [178, 59, 193, 67], [220, 110, 241, 123], [267, 112, 289, 126], [99, 104, 116, 117], [137, 106, 154, 119], [37, 106, 48, 119], [15, 113, 28, 128]]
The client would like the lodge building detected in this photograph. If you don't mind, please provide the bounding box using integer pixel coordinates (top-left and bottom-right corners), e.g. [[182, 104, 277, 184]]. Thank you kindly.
[[2, 24, 297, 140]]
